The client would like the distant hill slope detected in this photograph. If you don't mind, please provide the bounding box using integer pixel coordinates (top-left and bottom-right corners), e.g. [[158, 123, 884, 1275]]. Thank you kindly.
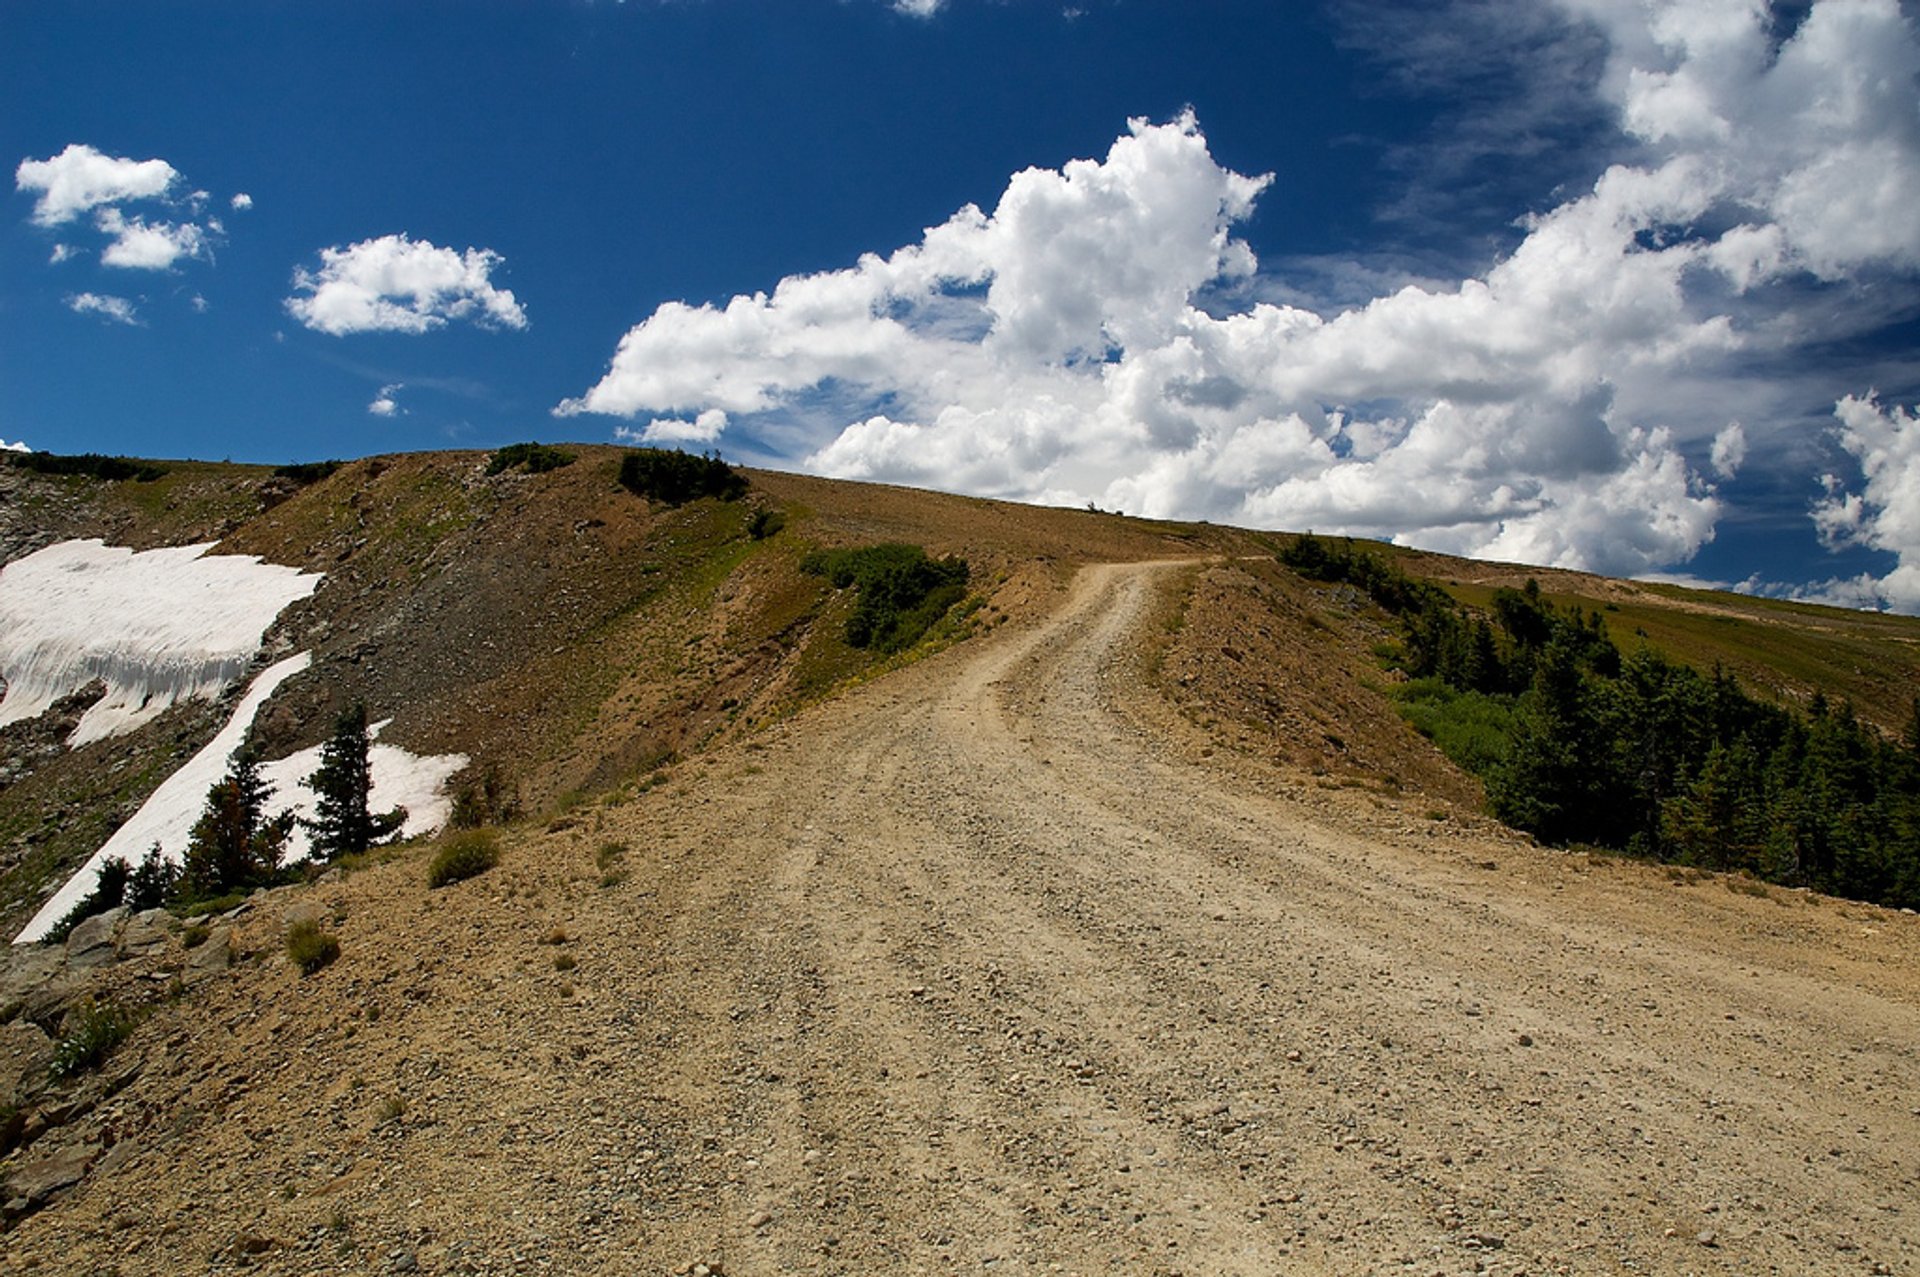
[[2, 445, 1918, 938]]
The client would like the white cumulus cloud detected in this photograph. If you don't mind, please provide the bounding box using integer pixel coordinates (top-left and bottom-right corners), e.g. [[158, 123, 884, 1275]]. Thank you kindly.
[[15, 143, 178, 226], [893, 0, 945, 15], [1, 439, 30, 454], [230, 192, 253, 211], [563, 1, 1920, 590], [615, 408, 729, 446], [66, 292, 141, 326], [285, 234, 529, 336], [95, 208, 209, 270], [1809, 394, 1920, 611], [368, 384, 404, 417]]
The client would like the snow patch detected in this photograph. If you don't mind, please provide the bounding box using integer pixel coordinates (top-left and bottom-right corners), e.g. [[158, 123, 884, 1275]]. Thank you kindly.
[[258, 719, 469, 865], [12, 655, 468, 945], [0, 539, 322, 746]]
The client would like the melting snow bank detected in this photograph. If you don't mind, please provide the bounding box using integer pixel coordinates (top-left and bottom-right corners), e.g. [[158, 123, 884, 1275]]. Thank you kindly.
[[12, 653, 468, 945], [0, 539, 323, 746]]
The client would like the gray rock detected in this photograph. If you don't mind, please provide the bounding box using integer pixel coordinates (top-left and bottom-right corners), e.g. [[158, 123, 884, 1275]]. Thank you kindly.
[[12, 971, 84, 1029], [283, 901, 328, 933], [117, 908, 171, 957], [4, 1139, 98, 1208], [65, 908, 126, 969], [0, 945, 64, 1003], [0, 1018, 56, 1100], [183, 926, 232, 984]]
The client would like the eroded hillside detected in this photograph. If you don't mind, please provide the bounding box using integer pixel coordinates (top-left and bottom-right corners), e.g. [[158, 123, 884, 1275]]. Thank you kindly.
[[2, 554, 1917, 1274]]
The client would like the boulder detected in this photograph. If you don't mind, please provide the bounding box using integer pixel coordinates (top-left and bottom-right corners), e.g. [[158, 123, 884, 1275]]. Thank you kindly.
[[183, 926, 232, 985], [117, 908, 172, 957], [64, 908, 126, 969], [0, 945, 63, 1005], [0, 1018, 56, 1102]]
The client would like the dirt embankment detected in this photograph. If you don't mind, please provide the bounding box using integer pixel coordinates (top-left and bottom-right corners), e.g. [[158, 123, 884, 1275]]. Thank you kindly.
[[7, 560, 1919, 1276]]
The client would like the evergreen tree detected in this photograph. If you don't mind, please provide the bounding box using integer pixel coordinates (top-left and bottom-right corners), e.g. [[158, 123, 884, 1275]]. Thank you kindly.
[[1489, 640, 1597, 844], [182, 748, 292, 898], [304, 703, 407, 860]]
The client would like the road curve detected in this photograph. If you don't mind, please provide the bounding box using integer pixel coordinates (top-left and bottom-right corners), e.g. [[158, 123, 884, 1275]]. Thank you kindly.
[[11, 560, 1918, 1275]]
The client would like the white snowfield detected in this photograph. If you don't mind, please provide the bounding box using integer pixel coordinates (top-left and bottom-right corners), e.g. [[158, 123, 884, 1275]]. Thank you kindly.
[[3, 540, 469, 945], [0, 539, 323, 746]]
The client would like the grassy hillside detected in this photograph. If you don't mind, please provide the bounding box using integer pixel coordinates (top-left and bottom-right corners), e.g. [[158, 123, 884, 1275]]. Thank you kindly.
[[4, 446, 1920, 935]]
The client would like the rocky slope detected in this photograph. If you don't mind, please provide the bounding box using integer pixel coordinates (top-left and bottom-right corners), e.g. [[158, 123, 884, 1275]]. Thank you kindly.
[[4, 449, 1920, 1273], [2, 559, 1917, 1275]]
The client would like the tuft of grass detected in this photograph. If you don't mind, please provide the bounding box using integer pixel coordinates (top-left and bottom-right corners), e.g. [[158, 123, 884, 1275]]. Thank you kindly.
[[48, 999, 135, 1080], [375, 1094, 406, 1125], [553, 952, 577, 972], [286, 919, 341, 975], [594, 840, 629, 888], [181, 922, 211, 949], [174, 889, 251, 919], [428, 829, 501, 888]]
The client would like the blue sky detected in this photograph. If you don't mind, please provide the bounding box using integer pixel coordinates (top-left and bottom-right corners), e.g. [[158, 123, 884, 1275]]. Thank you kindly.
[[5, 1, 1920, 611]]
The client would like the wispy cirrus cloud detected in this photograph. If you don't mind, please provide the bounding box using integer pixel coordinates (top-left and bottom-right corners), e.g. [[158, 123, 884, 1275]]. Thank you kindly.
[[65, 292, 142, 326]]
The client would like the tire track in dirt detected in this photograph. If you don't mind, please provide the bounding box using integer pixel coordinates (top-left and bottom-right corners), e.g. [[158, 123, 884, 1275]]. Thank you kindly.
[[11, 559, 1917, 1276], [603, 560, 1920, 1275]]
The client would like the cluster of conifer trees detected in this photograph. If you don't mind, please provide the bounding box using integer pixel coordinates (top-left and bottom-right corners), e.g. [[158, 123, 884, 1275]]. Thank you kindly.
[[1281, 534, 1920, 909], [45, 704, 406, 941]]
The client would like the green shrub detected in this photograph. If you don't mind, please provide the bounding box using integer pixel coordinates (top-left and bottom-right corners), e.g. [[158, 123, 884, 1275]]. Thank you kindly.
[[1395, 678, 1516, 777], [487, 442, 576, 476], [801, 543, 971, 652], [617, 448, 747, 506], [273, 460, 343, 484], [48, 999, 135, 1080], [6, 451, 167, 483], [747, 508, 786, 540], [427, 829, 501, 887], [286, 919, 341, 975]]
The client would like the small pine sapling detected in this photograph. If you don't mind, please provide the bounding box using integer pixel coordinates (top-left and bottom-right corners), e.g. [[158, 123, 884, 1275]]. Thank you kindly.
[[304, 703, 408, 861]]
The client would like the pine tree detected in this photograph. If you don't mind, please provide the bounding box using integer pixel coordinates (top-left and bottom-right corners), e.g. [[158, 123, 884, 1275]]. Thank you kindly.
[[182, 748, 292, 899], [304, 703, 407, 860]]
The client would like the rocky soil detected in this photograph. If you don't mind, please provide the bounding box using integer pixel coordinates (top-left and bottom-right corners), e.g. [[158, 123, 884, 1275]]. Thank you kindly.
[[5, 560, 1919, 1275]]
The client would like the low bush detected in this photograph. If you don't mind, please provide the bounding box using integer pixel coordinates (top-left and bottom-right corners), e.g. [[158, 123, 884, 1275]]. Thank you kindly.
[[486, 442, 576, 475], [428, 829, 501, 887], [801, 543, 971, 653], [617, 448, 747, 506], [48, 999, 135, 1080], [747, 508, 786, 540], [1395, 677, 1515, 777], [273, 460, 343, 484], [6, 450, 167, 483], [449, 765, 520, 829], [286, 919, 341, 975]]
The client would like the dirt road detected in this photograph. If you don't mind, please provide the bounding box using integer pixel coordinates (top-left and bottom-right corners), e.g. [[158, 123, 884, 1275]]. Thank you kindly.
[[13, 561, 1920, 1275]]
